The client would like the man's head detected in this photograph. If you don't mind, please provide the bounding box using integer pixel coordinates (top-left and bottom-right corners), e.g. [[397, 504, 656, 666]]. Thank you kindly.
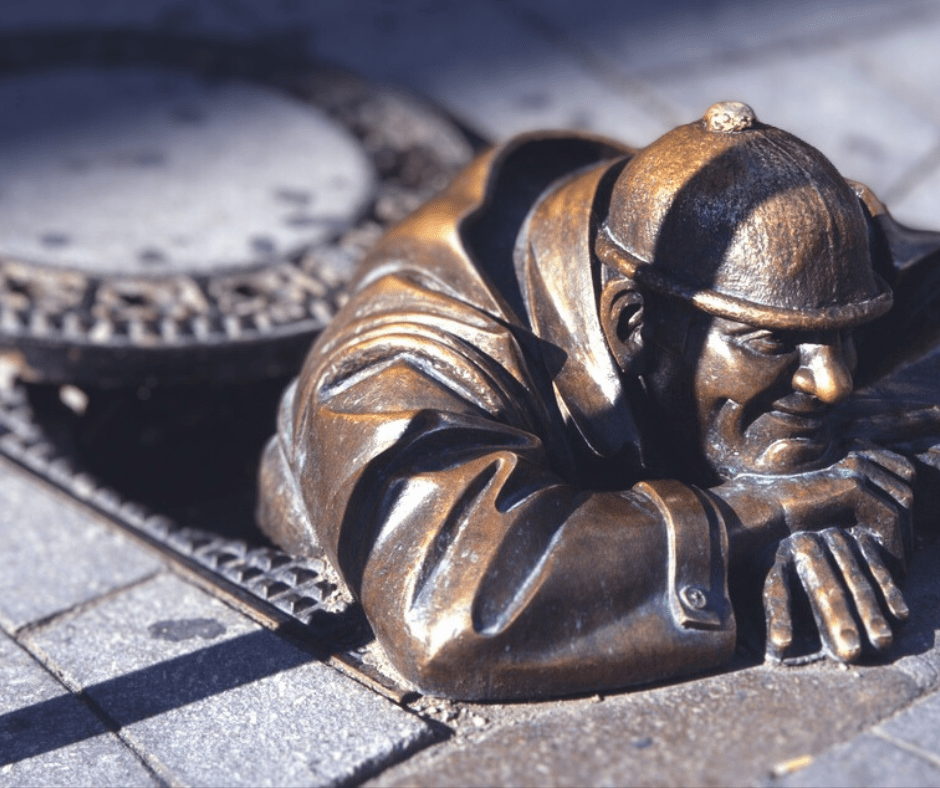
[[596, 102, 892, 482]]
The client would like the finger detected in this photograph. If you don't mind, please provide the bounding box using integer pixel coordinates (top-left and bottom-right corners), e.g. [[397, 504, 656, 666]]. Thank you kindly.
[[855, 528, 910, 622], [842, 455, 913, 513], [855, 497, 907, 565], [838, 455, 909, 561], [851, 445, 916, 484], [763, 551, 793, 660], [791, 532, 862, 662], [823, 528, 892, 651]]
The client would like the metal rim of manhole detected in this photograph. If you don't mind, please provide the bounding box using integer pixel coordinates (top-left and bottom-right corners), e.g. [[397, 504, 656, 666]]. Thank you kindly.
[[0, 29, 480, 386]]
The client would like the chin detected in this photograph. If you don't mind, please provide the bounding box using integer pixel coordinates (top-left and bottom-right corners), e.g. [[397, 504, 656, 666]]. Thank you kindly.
[[705, 403, 839, 478], [752, 438, 835, 475], [710, 437, 834, 479]]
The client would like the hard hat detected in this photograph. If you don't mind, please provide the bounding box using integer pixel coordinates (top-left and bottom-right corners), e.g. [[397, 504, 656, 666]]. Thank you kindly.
[[596, 101, 892, 330]]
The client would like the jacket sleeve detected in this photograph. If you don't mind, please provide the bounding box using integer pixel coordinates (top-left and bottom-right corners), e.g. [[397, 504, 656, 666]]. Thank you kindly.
[[289, 276, 736, 700]]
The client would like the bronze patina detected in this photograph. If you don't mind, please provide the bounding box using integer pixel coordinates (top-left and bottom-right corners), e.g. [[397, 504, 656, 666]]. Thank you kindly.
[[258, 101, 940, 700]]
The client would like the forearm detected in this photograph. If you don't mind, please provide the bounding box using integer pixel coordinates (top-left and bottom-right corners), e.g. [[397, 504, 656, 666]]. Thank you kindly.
[[706, 479, 788, 574], [357, 458, 736, 700]]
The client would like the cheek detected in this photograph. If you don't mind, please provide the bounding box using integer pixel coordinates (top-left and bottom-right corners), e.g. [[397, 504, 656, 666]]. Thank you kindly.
[[692, 340, 795, 413]]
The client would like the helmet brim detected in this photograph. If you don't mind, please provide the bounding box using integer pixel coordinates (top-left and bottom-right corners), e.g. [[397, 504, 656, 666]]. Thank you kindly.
[[596, 230, 893, 331]]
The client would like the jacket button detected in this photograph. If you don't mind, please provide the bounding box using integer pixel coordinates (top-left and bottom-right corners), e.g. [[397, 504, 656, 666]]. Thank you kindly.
[[680, 585, 708, 610]]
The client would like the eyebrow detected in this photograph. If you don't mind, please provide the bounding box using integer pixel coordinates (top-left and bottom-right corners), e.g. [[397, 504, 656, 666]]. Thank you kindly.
[[719, 320, 788, 337], [722, 323, 853, 345]]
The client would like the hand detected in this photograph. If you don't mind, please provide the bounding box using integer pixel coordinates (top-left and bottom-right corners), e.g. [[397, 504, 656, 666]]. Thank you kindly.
[[778, 446, 914, 562], [763, 526, 909, 663], [713, 443, 914, 568]]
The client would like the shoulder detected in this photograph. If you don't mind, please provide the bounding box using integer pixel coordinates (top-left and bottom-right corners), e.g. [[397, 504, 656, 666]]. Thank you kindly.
[[350, 131, 635, 315]]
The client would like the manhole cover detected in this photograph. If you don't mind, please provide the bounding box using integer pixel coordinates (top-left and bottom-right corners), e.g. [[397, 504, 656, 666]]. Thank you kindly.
[[0, 66, 373, 274], [0, 30, 479, 386]]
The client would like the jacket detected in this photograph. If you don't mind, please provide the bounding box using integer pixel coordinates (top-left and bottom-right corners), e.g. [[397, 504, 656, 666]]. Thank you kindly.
[[260, 132, 740, 700]]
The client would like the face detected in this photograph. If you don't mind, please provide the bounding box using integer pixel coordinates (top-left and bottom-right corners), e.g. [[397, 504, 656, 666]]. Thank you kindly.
[[643, 306, 857, 481]]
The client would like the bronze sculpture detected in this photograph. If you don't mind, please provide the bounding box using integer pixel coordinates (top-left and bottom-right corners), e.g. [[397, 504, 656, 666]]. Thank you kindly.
[[258, 101, 940, 700]]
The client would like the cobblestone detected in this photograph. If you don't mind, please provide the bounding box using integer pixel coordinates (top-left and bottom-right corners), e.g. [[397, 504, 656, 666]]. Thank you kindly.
[[372, 663, 921, 788], [0, 459, 163, 633], [0, 630, 156, 787], [778, 733, 940, 788], [24, 573, 435, 787], [878, 691, 940, 763]]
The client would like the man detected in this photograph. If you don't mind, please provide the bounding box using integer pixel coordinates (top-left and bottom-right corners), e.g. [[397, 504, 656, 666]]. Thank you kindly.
[[258, 102, 926, 700]]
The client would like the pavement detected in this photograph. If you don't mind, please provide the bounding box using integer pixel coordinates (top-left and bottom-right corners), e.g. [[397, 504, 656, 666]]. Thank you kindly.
[[3, 1, 940, 786]]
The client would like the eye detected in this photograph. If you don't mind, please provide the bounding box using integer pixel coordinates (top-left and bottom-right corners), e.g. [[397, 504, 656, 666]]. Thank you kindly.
[[739, 330, 796, 356], [840, 329, 857, 366]]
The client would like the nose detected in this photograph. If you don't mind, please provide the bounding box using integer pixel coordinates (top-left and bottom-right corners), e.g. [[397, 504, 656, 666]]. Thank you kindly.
[[791, 342, 853, 404]]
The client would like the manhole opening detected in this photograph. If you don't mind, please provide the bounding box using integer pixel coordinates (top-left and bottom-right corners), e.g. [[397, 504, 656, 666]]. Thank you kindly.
[[25, 376, 289, 544]]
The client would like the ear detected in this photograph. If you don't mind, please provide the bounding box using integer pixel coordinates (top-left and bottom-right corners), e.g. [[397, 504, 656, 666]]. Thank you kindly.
[[600, 277, 645, 375]]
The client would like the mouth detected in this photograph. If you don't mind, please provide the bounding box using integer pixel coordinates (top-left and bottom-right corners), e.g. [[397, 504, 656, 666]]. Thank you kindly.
[[751, 397, 835, 472], [766, 395, 831, 432], [707, 398, 836, 478]]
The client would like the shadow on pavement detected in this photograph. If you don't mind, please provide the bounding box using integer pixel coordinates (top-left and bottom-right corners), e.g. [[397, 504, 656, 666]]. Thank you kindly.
[[0, 628, 316, 767]]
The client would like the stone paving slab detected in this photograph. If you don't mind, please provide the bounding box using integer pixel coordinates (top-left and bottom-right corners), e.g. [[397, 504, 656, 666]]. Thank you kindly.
[[878, 690, 940, 764], [778, 733, 940, 788], [303, 0, 671, 143], [370, 662, 921, 788], [0, 0, 254, 38], [2, 3, 940, 788], [0, 457, 164, 633], [889, 165, 940, 231], [24, 572, 436, 787], [513, 0, 939, 83], [887, 542, 940, 692], [0, 630, 157, 788], [649, 45, 940, 215]]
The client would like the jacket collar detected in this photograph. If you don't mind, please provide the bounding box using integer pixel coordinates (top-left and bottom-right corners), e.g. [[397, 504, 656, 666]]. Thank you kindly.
[[517, 160, 645, 465]]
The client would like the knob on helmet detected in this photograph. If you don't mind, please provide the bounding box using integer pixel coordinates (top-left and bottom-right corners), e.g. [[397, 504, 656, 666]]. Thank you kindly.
[[596, 101, 892, 330]]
